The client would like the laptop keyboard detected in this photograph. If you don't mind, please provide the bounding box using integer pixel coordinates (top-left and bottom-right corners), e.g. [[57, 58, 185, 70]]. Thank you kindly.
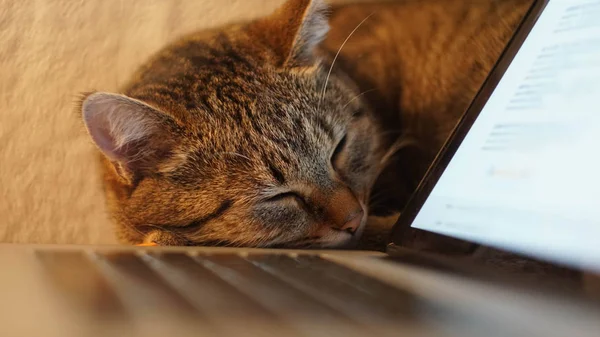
[[245, 254, 417, 321], [32, 248, 591, 337], [35, 249, 427, 336]]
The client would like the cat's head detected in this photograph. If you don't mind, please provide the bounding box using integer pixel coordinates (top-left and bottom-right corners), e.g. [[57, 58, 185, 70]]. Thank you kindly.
[[81, 0, 387, 248]]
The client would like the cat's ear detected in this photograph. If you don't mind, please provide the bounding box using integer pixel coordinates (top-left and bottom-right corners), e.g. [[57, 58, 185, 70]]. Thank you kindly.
[[251, 0, 329, 67], [81, 92, 180, 180]]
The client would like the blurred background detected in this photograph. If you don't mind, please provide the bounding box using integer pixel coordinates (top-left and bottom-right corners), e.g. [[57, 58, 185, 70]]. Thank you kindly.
[[0, 0, 379, 245]]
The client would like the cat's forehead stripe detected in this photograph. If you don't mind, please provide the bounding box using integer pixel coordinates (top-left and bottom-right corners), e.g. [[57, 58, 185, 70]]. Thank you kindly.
[[266, 160, 286, 184]]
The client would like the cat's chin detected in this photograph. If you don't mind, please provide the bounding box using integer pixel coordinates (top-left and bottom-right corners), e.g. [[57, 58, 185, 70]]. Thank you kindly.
[[309, 227, 365, 250], [314, 232, 363, 250]]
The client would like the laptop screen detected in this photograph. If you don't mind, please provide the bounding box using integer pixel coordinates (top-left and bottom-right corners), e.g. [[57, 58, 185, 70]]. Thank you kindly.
[[411, 0, 600, 271]]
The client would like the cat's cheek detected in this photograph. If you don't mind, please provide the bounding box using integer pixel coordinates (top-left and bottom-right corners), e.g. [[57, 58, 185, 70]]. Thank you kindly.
[[251, 203, 313, 240]]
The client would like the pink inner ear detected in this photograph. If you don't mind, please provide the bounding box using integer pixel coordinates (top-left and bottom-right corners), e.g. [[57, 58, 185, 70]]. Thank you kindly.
[[82, 92, 177, 174], [84, 107, 124, 162], [93, 123, 120, 160]]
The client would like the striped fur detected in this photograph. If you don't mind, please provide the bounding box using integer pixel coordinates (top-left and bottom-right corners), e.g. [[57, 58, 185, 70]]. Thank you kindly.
[[80, 0, 533, 248]]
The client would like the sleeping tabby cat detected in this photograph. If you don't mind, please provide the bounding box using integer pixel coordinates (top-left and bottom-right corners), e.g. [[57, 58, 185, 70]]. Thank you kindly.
[[80, 0, 533, 248]]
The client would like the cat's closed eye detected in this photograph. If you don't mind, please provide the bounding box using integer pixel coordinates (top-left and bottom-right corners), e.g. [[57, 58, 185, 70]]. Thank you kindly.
[[331, 134, 347, 168], [264, 191, 306, 206]]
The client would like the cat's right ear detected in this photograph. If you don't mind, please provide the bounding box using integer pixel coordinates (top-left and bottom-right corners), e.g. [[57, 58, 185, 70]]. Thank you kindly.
[[81, 92, 181, 181], [250, 0, 329, 68]]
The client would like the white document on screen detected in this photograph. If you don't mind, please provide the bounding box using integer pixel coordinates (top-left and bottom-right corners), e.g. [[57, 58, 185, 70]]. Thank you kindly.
[[412, 0, 600, 271]]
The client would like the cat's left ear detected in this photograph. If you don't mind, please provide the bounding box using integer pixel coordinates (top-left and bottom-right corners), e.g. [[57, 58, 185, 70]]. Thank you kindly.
[[251, 0, 329, 68], [80, 92, 182, 182]]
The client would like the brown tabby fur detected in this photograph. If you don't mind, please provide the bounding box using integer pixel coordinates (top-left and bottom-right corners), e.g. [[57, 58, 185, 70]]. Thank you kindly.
[[80, 0, 534, 249]]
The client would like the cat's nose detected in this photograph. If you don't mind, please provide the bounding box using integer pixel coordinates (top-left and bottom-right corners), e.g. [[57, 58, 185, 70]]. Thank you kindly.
[[327, 187, 363, 235], [338, 209, 364, 234]]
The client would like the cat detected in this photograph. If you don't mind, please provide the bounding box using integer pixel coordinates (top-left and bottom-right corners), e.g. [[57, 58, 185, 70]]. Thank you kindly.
[[79, 0, 533, 249]]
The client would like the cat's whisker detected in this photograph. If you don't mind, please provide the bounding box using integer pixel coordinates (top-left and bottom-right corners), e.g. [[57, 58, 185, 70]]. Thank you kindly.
[[368, 190, 387, 203], [124, 223, 147, 240], [369, 137, 421, 194], [342, 88, 376, 110], [377, 129, 407, 138], [218, 152, 252, 162], [379, 137, 419, 168], [368, 192, 391, 208], [265, 236, 320, 248], [368, 196, 391, 210], [319, 12, 375, 109]]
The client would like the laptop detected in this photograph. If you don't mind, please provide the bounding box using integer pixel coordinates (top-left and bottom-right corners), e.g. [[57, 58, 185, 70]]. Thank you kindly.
[[2, 0, 600, 336]]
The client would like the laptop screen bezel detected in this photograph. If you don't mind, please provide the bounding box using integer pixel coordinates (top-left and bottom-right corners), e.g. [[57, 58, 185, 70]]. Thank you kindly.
[[386, 0, 597, 275]]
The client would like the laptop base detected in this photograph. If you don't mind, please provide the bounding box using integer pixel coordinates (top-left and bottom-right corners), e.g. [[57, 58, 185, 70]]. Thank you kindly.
[[2, 244, 599, 337]]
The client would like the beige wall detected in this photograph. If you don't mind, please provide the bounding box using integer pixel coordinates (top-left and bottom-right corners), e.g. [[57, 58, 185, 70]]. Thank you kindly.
[[0, 0, 369, 244]]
